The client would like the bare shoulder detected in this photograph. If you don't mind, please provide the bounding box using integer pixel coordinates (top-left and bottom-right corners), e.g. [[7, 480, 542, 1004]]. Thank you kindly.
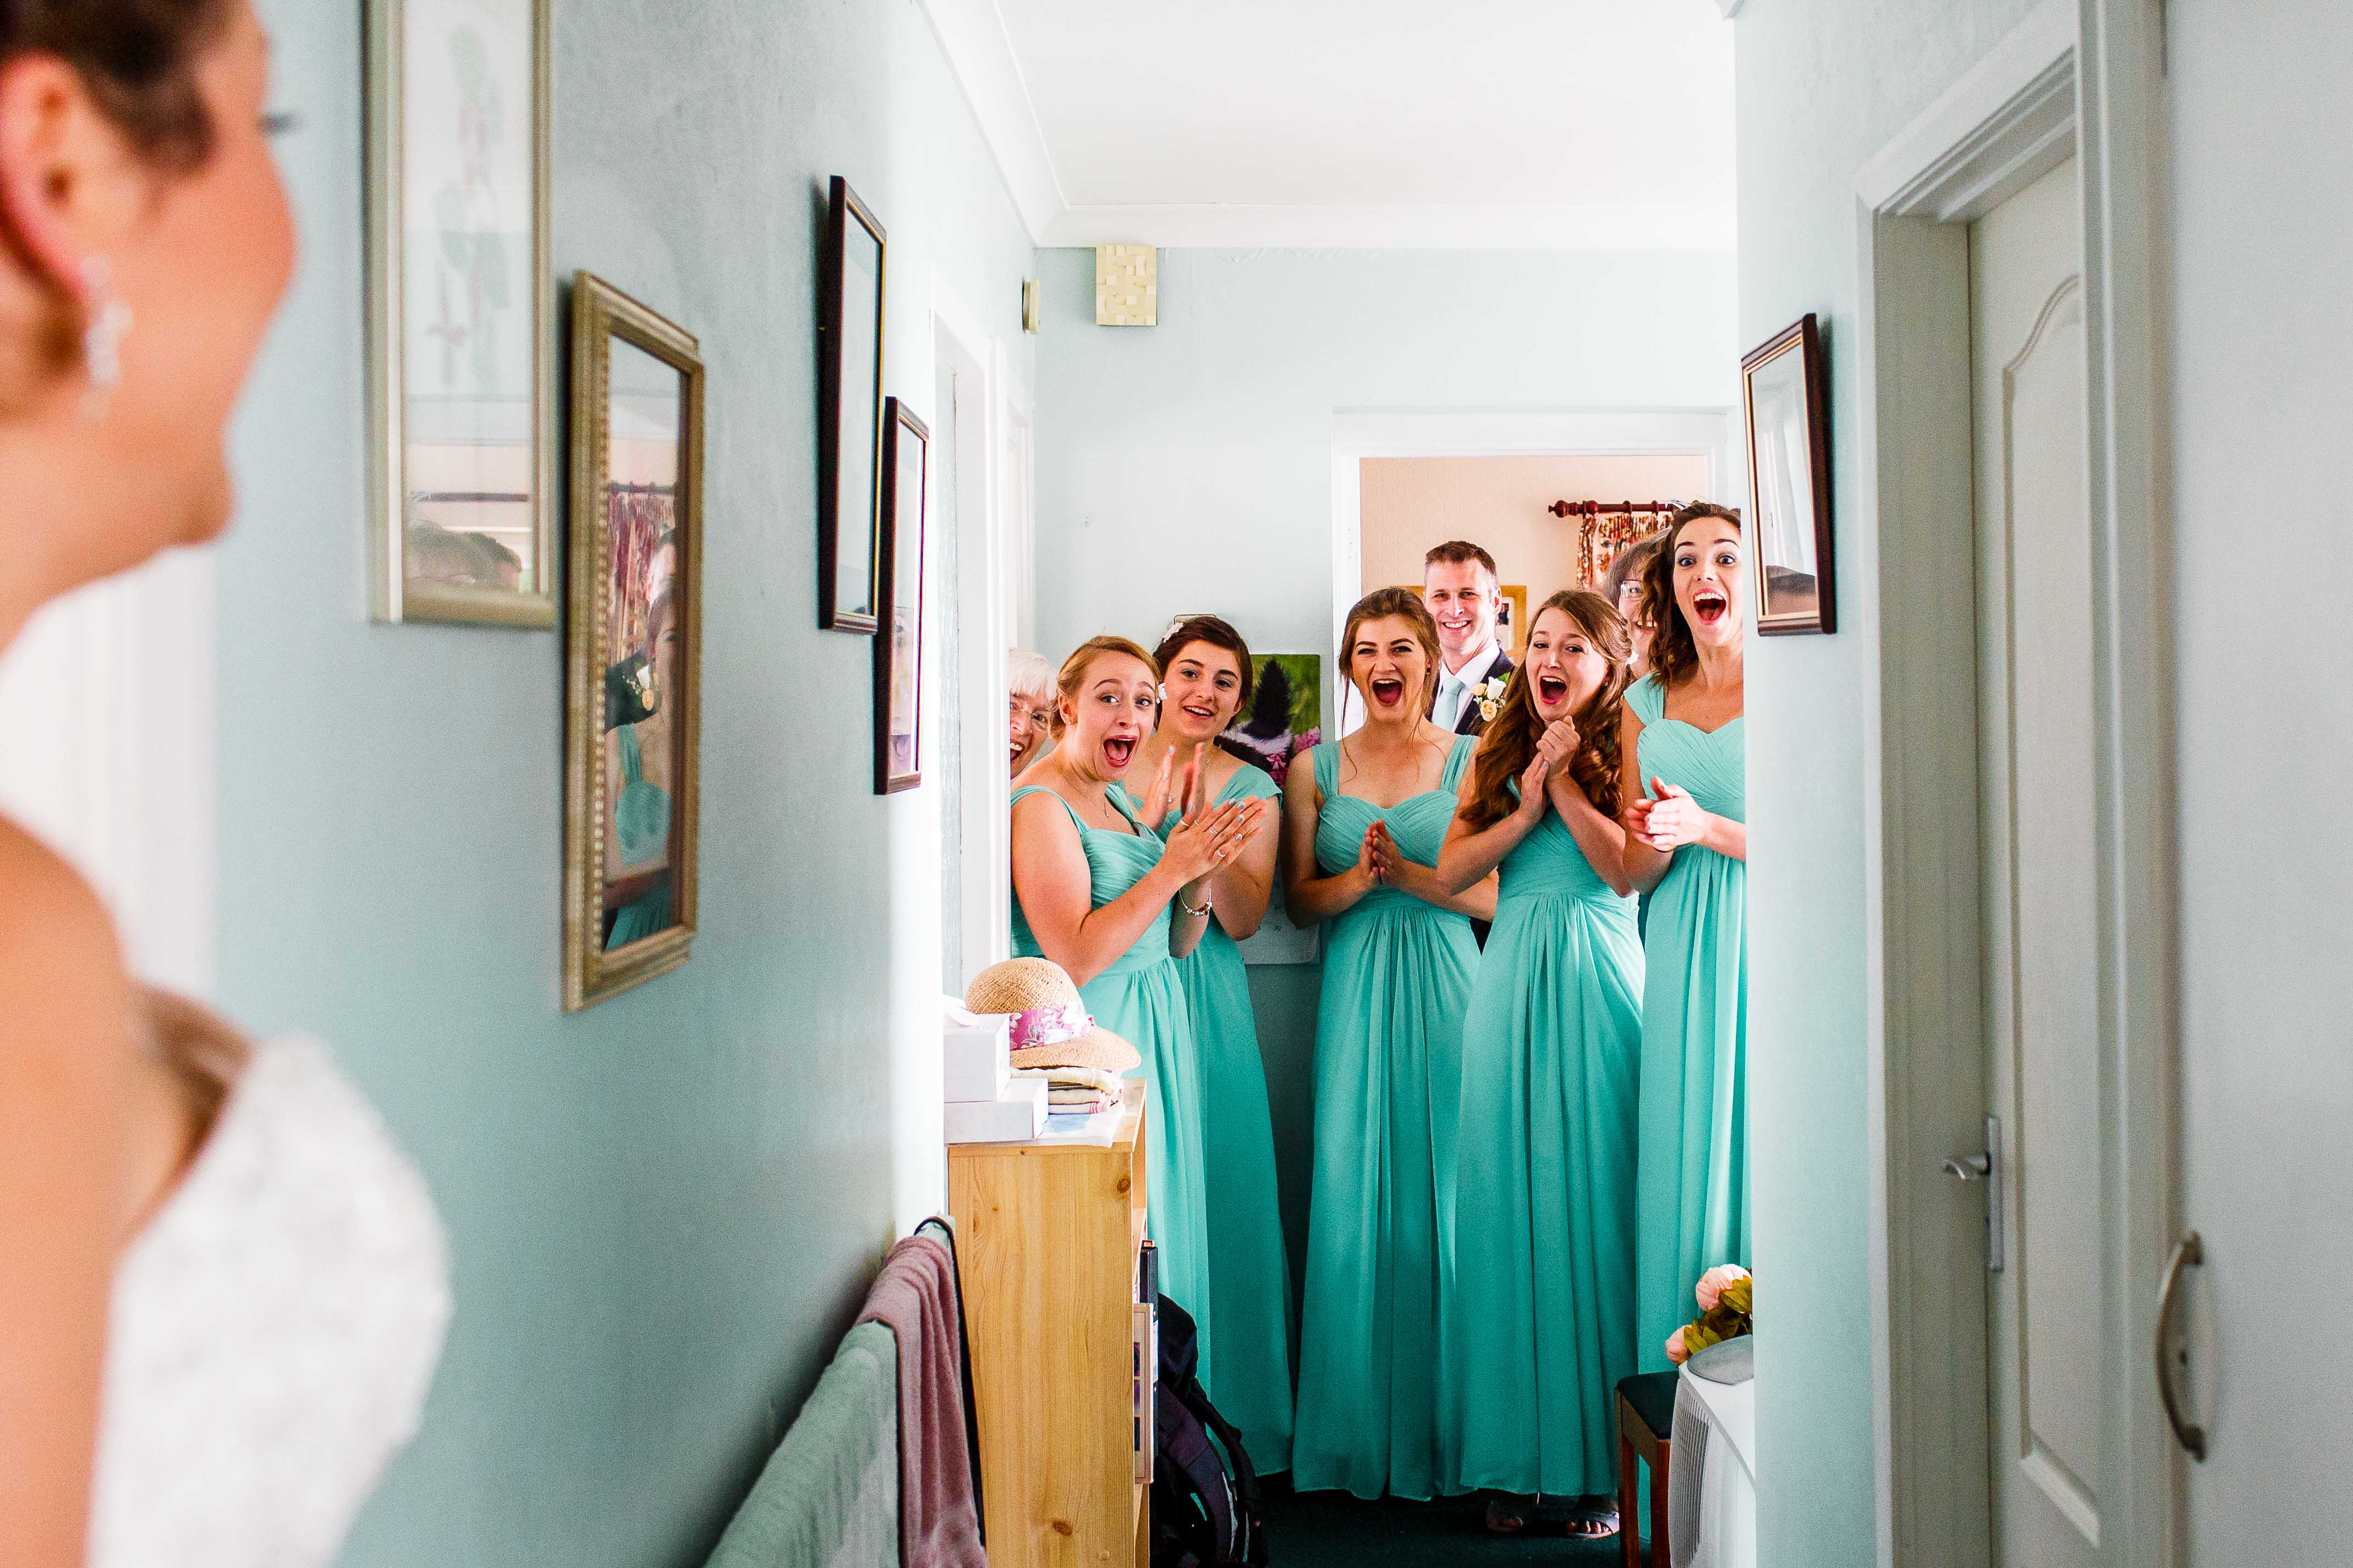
[[0, 820, 133, 1090]]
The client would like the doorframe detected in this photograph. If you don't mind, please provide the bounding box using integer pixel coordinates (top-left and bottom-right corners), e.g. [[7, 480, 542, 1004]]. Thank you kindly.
[[1327, 406, 1741, 728], [1852, 3, 2176, 1566], [929, 271, 1014, 985]]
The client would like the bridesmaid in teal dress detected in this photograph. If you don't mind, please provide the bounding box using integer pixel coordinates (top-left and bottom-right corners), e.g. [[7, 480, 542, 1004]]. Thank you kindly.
[[1621, 504, 1750, 1369], [1009, 636, 1269, 1377], [605, 591, 679, 950], [1438, 590, 1644, 1539], [1125, 616, 1297, 1473], [1283, 588, 1495, 1501]]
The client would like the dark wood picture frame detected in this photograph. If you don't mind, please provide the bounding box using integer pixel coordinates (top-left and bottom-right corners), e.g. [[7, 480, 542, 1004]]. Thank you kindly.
[[817, 175, 887, 634], [563, 272, 705, 1010], [875, 398, 928, 794], [1741, 312, 1837, 635]]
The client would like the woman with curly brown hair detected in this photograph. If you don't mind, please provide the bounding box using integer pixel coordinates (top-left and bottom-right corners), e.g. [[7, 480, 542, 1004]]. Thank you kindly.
[[1284, 586, 1494, 1501], [0, 7, 450, 1567], [1436, 590, 1643, 1538], [1620, 502, 1750, 1374]]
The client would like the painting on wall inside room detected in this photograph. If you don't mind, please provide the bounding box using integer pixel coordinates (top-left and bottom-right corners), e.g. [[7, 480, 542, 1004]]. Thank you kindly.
[[818, 175, 887, 633], [1742, 312, 1836, 634], [874, 399, 928, 794], [366, 0, 555, 628], [563, 273, 704, 1011], [1218, 652, 1323, 789]]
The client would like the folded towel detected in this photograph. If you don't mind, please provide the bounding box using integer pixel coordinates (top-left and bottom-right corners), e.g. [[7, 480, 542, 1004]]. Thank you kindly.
[[857, 1236, 985, 1568], [1015, 1065, 1123, 1095], [705, 1322, 898, 1568]]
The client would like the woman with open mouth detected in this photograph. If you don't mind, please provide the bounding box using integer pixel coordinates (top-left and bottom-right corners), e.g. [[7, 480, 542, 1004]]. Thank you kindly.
[[1435, 589, 1643, 1540], [1122, 614, 1296, 1475], [1010, 636, 1268, 1374], [1281, 587, 1497, 1502], [1620, 502, 1751, 1372]]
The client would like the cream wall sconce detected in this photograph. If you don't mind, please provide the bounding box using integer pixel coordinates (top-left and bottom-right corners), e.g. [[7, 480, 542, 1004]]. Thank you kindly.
[[1095, 245, 1157, 327], [1022, 278, 1042, 333]]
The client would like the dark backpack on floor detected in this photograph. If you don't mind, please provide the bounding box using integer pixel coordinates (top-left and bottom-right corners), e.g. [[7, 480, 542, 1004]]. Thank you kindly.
[[1150, 1294, 1268, 1568]]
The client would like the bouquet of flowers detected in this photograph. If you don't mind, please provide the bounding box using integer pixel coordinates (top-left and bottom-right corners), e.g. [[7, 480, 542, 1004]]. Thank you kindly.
[[1665, 1265, 1752, 1364]]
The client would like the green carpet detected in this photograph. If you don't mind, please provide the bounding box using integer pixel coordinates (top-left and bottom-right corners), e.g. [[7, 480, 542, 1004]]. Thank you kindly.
[[1258, 1479, 1638, 1567]]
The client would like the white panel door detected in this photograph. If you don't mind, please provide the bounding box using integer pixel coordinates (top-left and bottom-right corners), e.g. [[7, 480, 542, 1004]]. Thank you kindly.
[[1969, 154, 2100, 1568]]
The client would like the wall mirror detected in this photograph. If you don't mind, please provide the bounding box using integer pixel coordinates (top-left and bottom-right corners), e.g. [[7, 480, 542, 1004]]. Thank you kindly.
[[818, 175, 887, 633]]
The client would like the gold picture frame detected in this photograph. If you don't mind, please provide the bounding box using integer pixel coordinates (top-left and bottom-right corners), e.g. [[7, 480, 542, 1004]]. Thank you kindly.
[[365, 0, 557, 628], [563, 273, 705, 1010]]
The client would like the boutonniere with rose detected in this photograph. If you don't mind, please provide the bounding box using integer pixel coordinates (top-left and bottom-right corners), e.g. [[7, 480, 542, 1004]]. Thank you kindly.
[[1473, 675, 1510, 724]]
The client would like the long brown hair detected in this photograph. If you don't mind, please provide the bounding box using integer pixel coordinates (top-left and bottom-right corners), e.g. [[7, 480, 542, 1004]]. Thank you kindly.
[[1049, 636, 1159, 739], [1463, 590, 1631, 829], [1640, 502, 1743, 691], [1153, 615, 1254, 717], [1339, 586, 1443, 714]]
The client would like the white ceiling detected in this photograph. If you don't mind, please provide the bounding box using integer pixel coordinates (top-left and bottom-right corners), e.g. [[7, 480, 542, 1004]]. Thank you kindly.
[[920, 0, 1737, 250]]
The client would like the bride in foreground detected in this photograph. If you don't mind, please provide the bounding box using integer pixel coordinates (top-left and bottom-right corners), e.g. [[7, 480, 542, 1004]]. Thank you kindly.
[[0, 5, 448, 1565]]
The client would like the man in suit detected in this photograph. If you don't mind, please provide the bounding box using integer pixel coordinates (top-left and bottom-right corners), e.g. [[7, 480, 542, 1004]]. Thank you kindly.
[[1423, 540, 1514, 736]]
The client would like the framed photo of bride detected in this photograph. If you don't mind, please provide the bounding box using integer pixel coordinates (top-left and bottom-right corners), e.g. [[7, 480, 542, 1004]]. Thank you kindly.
[[563, 273, 705, 1011], [365, 0, 557, 628]]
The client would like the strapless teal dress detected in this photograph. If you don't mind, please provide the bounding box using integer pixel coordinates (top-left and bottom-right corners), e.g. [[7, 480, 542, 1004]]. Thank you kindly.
[[1292, 735, 1479, 1500], [1626, 675, 1748, 1367], [1449, 791, 1645, 1498], [1010, 785, 1215, 1379], [1140, 767, 1295, 1472], [606, 724, 674, 950]]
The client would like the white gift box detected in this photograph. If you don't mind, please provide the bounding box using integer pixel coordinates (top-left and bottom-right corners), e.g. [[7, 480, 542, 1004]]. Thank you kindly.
[[944, 1074, 1047, 1143], [942, 999, 1012, 1103]]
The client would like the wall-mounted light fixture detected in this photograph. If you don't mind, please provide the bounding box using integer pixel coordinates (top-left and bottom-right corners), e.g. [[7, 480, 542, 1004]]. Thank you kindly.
[[1095, 245, 1156, 327], [1022, 278, 1042, 334]]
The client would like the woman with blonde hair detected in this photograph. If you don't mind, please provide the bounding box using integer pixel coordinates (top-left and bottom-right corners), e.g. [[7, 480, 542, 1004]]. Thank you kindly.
[[1011, 636, 1268, 1372], [1621, 503, 1750, 1370], [0, 7, 447, 1565], [1284, 587, 1494, 1500], [1439, 590, 1642, 1538]]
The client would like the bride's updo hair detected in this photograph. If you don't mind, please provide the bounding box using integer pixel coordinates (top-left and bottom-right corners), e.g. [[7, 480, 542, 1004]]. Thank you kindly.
[[1050, 636, 1159, 739], [2, 1, 237, 172]]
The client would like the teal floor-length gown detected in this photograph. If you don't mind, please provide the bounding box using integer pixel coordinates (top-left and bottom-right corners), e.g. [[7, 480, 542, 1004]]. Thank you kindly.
[[1145, 764, 1297, 1472], [1449, 791, 1645, 1499], [1626, 674, 1748, 1368], [1292, 735, 1479, 1500], [1011, 785, 1216, 1381]]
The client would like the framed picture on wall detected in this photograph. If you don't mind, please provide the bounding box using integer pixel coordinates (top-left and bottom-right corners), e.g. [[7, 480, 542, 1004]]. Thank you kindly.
[[563, 273, 705, 1011], [874, 398, 928, 794], [365, 0, 557, 628], [1742, 312, 1836, 634], [818, 175, 887, 634]]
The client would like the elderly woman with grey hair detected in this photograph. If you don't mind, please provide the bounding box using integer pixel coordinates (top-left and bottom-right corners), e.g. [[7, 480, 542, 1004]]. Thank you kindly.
[[1009, 648, 1057, 778]]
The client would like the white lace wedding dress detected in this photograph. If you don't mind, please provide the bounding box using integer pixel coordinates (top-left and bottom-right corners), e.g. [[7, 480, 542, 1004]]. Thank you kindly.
[[85, 1038, 452, 1568]]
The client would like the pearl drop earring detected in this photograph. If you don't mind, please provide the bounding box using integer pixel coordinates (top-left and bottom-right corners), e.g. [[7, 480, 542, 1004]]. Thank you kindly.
[[80, 256, 135, 420]]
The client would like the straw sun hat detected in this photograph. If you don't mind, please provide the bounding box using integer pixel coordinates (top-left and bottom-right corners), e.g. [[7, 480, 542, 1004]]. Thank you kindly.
[[963, 957, 1142, 1074]]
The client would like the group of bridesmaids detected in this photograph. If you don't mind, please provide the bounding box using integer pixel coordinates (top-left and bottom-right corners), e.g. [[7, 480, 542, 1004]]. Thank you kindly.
[[1004, 501, 1749, 1538]]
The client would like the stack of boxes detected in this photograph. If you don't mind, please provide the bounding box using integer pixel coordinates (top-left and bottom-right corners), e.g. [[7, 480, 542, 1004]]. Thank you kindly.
[[942, 998, 1046, 1143]]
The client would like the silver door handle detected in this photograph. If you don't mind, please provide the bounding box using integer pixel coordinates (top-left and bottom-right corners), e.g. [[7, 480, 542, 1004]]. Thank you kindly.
[[1941, 1115, 2003, 1272], [2156, 1230, 2206, 1461]]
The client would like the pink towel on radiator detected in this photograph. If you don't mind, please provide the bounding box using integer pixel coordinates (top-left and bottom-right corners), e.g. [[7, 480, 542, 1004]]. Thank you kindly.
[[856, 1234, 985, 1568]]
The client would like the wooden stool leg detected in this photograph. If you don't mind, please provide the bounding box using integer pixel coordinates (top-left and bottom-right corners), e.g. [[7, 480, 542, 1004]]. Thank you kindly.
[[1618, 1432, 1640, 1568], [1649, 1441, 1671, 1568]]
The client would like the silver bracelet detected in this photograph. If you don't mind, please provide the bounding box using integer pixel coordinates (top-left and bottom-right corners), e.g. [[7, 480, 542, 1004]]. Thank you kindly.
[[1178, 890, 1213, 917]]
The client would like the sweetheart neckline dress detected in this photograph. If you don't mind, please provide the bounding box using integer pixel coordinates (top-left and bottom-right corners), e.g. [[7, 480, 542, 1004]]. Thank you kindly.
[[1137, 766, 1296, 1471], [90, 1037, 451, 1568], [1448, 790, 1646, 1498], [1010, 784, 1216, 1379], [1291, 734, 1479, 1500], [1626, 673, 1749, 1368]]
